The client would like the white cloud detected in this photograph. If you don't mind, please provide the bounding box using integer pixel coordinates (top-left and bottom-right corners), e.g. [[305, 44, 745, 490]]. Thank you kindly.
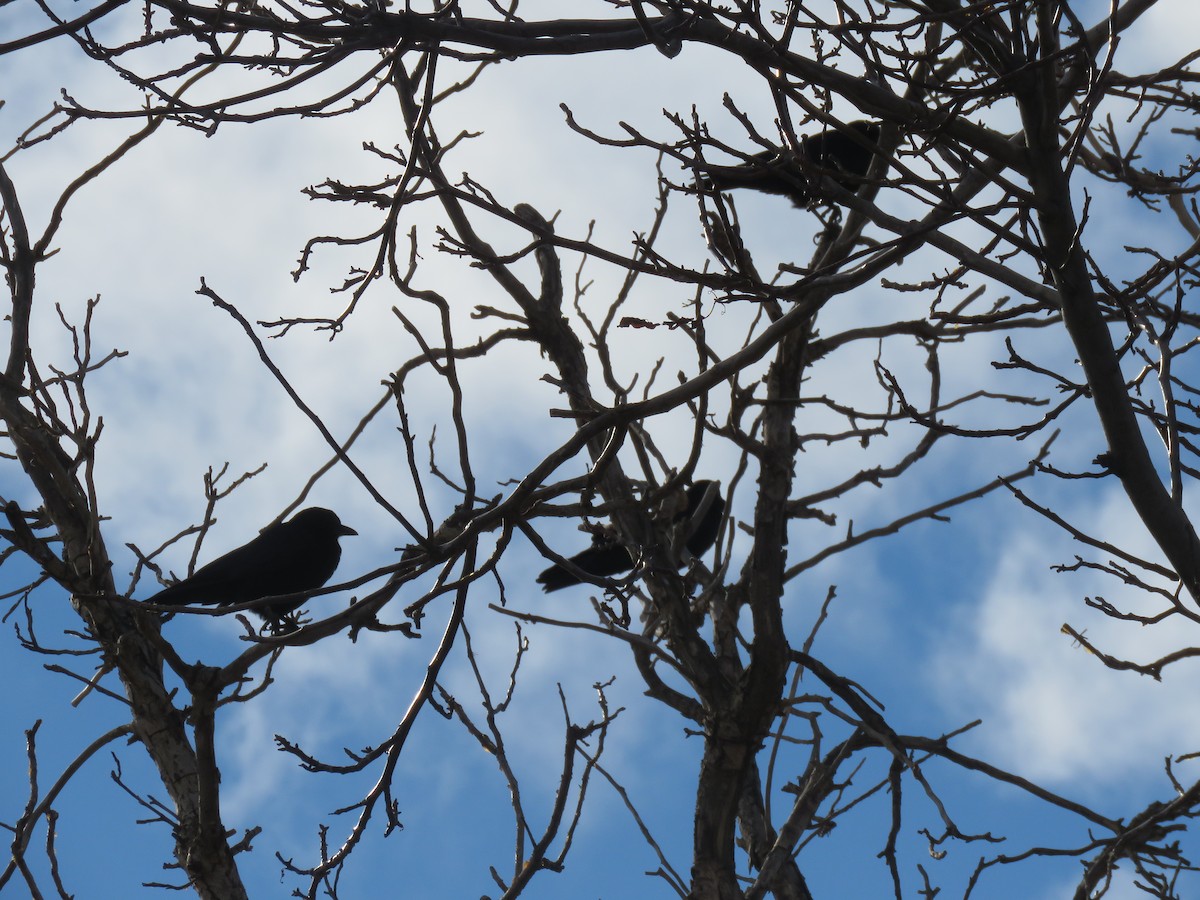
[[933, 486, 1200, 790]]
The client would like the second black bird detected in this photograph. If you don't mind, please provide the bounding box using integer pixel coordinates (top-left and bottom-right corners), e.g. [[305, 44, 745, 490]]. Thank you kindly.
[[537, 481, 725, 592], [150, 506, 357, 632], [702, 120, 881, 207]]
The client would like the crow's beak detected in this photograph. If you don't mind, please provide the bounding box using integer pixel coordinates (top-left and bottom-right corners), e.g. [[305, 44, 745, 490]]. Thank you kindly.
[[339, 524, 358, 537]]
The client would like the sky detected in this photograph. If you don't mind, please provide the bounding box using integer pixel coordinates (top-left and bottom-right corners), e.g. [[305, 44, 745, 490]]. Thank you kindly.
[[1, 2, 1199, 898]]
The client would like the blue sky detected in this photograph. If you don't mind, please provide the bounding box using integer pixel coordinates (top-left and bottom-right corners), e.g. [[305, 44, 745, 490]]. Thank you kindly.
[[2, 2, 1199, 898]]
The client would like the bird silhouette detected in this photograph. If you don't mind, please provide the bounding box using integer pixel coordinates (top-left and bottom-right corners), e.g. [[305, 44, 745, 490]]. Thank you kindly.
[[150, 506, 357, 632], [701, 120, 880, 206], [537, 481, 725, 592]]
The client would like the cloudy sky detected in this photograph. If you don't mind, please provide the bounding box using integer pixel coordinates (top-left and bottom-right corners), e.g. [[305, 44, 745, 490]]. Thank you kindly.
[[2, 2, 1199, 898]]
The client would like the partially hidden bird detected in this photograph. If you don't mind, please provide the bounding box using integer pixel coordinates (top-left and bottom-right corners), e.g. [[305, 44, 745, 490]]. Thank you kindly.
[[537, 481, 725, 593], [149, 506, 357, 632], [701, 120, 881, 207]]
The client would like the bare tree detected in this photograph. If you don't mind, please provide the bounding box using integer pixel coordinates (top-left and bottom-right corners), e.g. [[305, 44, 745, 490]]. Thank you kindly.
[[3, 2, 1200, 898]]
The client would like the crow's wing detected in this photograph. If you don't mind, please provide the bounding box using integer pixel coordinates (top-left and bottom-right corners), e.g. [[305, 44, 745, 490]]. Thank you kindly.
[[537, 542, 636, 593], [802, 121, 879, 191], [684, 483, 725, 560], [702, 149, 811, 205]]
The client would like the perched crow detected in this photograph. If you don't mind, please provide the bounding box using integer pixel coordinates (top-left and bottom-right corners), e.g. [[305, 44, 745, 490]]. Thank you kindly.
[[702, 120, 881, 207], [537, 481, 725, 593], [150, 507, 357, 632]]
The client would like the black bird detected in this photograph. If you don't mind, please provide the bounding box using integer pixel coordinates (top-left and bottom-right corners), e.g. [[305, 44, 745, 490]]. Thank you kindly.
[[537, 481, 725, 593], [150, 507, 357, 632], [701, 120, 881, 207]]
